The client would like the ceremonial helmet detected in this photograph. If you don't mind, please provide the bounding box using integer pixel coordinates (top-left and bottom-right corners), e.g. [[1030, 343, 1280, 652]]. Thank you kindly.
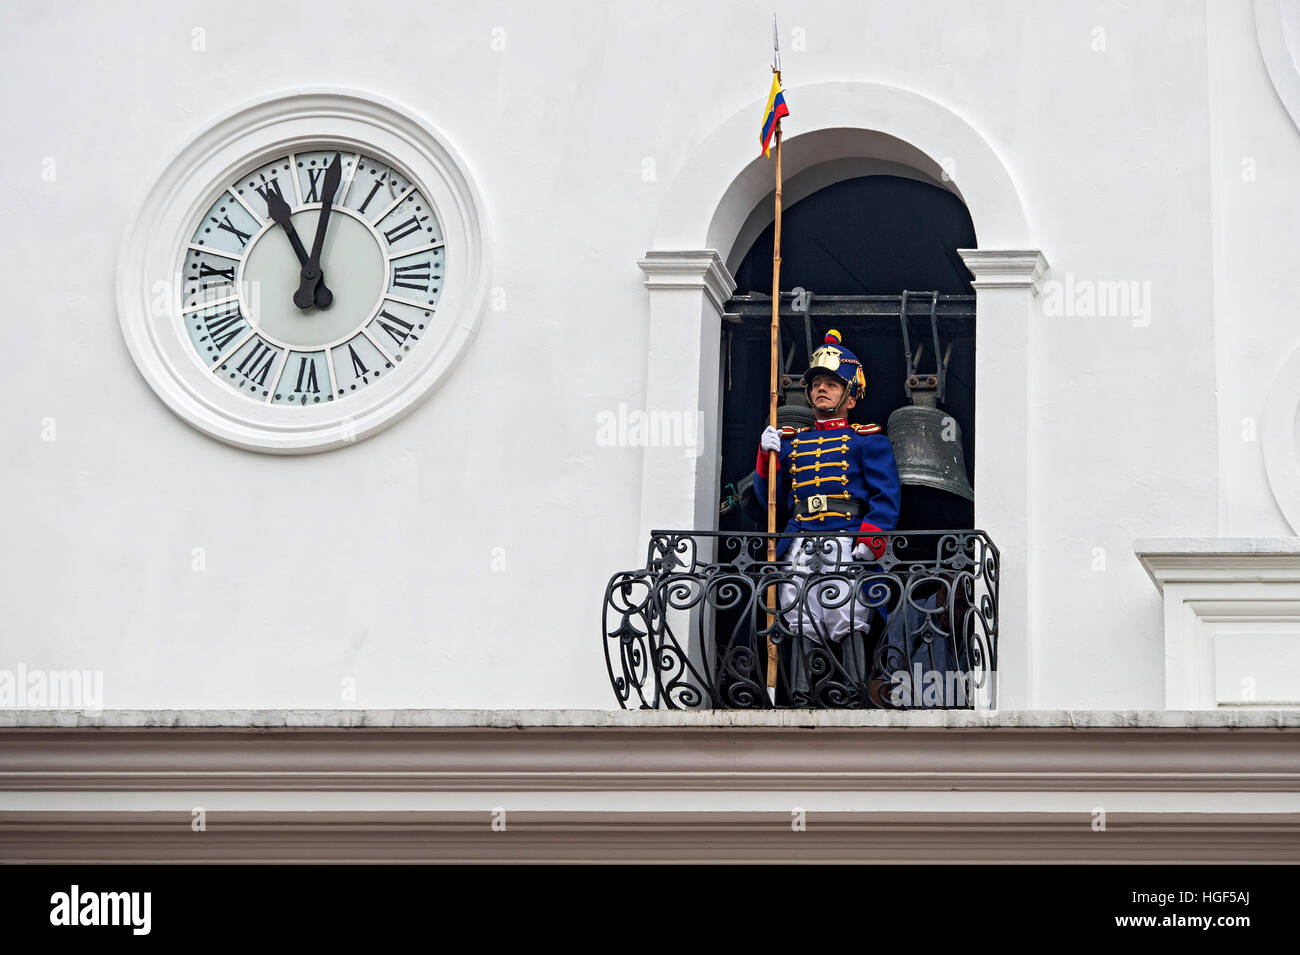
[[803, 329, 867, 401]]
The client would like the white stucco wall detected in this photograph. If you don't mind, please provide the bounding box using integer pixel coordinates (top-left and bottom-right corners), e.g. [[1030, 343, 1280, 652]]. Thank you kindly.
[[1, 0, 1293, 710]]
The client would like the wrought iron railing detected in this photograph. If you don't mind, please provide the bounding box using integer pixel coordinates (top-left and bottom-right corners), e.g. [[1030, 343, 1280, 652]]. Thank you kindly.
[[603, 530, 998, 709]]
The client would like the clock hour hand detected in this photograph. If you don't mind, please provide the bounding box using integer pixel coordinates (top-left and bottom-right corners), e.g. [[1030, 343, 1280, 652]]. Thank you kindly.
[[295, 153, 342, 310], [264, 189, 333, 308]]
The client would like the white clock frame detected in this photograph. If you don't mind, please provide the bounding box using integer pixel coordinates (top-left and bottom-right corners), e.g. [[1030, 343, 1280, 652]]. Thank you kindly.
[[117, 88, 491, 453]]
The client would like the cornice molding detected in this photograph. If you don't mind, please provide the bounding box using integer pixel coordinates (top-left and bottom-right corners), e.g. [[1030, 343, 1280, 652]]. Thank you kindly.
[[2, 723, 1296, 793], [637, 250, 737, 314], [4, 722, 1296, 861], [3, 811, 1296, 864], [957, 248, 1048, 293], [1134, 538, 1300, 593], [5, 708, 1297, 729]]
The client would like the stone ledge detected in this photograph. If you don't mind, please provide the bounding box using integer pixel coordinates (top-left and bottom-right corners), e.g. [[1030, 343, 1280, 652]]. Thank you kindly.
[[2, 708, 1298, 729]]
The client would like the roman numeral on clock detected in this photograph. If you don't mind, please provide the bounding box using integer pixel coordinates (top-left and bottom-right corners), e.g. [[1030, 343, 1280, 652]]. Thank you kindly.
[[213, 215, 252, 246], [237, 339, 276, 386], [253, 178, 284, 205], [197, 262, 236, 286], [356, 179, 386, 214], [376, 309, 415, 347], [383, 216, 424, 245], [348, 345, 368, 378], [392, 262, 431, 290], [202, 306, 244, 352], [304, 168, 326, 203], [294, 356, 320, 393]]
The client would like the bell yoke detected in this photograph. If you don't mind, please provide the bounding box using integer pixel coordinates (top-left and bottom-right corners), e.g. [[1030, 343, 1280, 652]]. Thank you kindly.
[[753, 330, 902, 561]]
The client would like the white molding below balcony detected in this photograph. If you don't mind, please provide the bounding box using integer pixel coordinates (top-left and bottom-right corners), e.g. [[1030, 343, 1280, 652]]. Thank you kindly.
[[1135, 538, 1300, 709], [3, 707, 1299, 729], [1, 717, 1297, 862]]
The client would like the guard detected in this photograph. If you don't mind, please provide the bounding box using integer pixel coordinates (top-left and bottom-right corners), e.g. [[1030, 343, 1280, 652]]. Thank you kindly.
[[752, 329, 902, 700]]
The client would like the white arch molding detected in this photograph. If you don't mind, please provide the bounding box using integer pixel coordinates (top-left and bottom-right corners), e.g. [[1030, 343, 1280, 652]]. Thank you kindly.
[[1255, 0, 1300, 136], [116, 88, 492, 454], [637, 80, 1047, 708], [1263, 342, 1300, 532], [1256, 0, 1300, 524], [1251, 1, 1300, 528]]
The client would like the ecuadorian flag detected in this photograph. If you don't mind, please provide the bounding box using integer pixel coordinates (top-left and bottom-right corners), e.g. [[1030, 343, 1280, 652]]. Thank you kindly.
[[760, 73, 790, 157]]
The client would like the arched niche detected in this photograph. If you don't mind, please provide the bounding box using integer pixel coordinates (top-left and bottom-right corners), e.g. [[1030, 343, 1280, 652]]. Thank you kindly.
[[636, 80, 1046, 708], [720, 168, 979, 536]]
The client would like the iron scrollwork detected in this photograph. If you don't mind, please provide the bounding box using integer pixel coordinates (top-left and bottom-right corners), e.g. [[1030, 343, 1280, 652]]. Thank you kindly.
[[602, 530, 999, 710]]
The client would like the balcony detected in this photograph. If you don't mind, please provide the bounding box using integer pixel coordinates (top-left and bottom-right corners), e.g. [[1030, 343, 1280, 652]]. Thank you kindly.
[[603, 530, 998, 709]]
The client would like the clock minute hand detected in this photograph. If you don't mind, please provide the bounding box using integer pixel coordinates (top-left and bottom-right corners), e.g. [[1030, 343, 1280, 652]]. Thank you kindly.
[[265, 189, 333, 308], [295, 153, 342, 309]]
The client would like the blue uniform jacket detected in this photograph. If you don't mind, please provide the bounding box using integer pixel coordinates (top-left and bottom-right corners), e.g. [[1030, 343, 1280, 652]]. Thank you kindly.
[[753, 416, 901, 560]]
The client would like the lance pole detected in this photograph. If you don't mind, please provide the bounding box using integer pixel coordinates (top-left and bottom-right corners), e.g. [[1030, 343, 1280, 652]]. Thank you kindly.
[[765, 109, 783, 692]]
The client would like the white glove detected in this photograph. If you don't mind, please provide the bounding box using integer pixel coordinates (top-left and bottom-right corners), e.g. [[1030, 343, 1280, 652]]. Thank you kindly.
[[759, 425, 781, 454], [851, 542, 871, 561]]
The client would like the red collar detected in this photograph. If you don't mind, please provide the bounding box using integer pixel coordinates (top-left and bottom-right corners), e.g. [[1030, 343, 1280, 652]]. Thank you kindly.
[[813, 417, 848, 430]]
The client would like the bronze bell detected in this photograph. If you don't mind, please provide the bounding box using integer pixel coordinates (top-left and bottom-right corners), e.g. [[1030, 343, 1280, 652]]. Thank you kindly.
[[887, 392, 974, 501], [886, 291, 974, 502]]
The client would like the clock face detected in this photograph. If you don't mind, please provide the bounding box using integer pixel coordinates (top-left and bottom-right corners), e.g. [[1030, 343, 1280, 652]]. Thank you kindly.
[[181, 148, 445, 405], [118, 91, 490, 453]]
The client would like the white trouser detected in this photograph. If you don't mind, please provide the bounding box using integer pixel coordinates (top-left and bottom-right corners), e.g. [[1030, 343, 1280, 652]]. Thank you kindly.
[[777, 536, 874, 699], [778, 537, 873, 642]]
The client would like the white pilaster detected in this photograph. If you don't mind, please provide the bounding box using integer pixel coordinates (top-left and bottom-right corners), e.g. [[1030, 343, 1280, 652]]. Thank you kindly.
[[958, 248, 1048, 710], [635, 250, 737, 542]]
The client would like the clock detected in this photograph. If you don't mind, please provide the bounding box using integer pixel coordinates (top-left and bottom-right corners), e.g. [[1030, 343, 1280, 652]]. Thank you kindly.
[[185, 148, 444, 405], [118, 90, 490, 453]]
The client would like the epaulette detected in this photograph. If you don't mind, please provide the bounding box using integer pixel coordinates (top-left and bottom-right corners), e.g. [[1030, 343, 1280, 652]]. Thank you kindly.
[[779, 425, 810, 437], [850, 423, 882, 435]]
